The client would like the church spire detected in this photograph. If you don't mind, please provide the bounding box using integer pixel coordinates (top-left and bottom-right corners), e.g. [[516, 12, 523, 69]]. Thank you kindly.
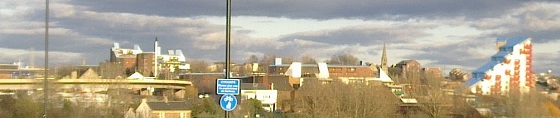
[[381, 43, 388, 72]]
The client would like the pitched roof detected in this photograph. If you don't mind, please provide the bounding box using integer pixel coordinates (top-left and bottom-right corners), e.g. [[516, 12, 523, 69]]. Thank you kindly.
[[396, 60, 419, 65], [79, 68, 100, 79], [466, 37, 530, 87], [268, 76, 295, 91], [128, 72, 144, 79], [241, 83, 269, 90], [504, 36, 529, 47], [146, 101, 192, 110]]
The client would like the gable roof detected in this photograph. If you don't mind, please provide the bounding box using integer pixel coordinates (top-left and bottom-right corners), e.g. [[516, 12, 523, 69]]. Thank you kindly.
[[147, 101, 191, 110], [79, 68, 100, 79], [128, 72, 144, 79], [371, 67, 393, 83]]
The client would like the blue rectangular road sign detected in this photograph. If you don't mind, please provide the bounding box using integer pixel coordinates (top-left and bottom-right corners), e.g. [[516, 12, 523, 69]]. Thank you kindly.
[[216, 79, 240, 95]]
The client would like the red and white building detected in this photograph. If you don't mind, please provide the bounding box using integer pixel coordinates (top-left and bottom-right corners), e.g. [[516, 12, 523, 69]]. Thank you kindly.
[[466, 37, 533, 95]]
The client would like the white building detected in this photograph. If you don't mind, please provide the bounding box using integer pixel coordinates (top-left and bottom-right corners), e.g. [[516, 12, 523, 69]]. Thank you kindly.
[[240, 89, 278, 112], [466, 37, 534, 95]]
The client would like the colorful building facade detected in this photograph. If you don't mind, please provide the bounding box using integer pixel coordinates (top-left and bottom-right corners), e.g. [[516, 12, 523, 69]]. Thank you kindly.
[[466, 37, 533, 95]]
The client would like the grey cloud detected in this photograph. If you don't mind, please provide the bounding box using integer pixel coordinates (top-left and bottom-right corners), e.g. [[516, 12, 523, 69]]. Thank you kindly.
[[4, 0, 560, 71], [401, 38, 497, 70], [278, 24, 433, 45], [0, 47, 83, 66], [498, 29, 560, 43], [533, 52, 560, 74], [473, 2, 560, 43], [0, 1, 234, 65], [70, 0, 528, 20], [403, 36, 560, 75]]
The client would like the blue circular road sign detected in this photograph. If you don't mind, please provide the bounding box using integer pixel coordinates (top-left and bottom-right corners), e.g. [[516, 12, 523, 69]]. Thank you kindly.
[[220, 94, 237, 111]]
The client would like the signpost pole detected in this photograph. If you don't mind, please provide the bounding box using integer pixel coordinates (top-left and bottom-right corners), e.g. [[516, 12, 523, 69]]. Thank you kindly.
[[217, 79, 239, 118], [225, 0, 232, 117]]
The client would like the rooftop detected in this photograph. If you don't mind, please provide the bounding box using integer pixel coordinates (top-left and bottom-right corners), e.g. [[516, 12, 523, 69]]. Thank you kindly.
[[146, 101, 191, 110]]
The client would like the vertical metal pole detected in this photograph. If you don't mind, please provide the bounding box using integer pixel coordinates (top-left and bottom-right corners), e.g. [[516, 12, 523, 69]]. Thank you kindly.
[[225, 0, 231, 80], [225, 0, 231, 117], [44, 0, 49, 117]]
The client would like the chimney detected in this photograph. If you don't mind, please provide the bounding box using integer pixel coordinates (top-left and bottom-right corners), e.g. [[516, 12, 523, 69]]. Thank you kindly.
[[113, 43, 120, 49], [252, 63, 259, 72], [71, 71, 78, 79], [275, 58, 282, 65], [81, 58, 86, 65]]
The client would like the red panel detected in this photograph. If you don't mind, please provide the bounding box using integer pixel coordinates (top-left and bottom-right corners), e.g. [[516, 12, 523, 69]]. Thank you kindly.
[[493, 87, 500, 91], [525, 44, 532, 49], [512, 76, 519, 81], [521, 49, 532, 54], [485, 75, 491, 80], [510, 81, 519, 86]]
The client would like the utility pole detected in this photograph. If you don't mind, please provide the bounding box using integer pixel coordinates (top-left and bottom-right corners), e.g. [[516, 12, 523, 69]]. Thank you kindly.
[[225, 0, 232, 117], [44, 0, 49, 117]]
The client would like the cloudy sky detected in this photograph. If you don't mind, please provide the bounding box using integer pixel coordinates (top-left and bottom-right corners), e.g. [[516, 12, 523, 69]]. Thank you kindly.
[[1, 0, 560, 74]]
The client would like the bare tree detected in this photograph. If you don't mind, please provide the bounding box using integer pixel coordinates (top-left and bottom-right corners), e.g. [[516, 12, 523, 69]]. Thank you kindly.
[[294, 79, 399, 118], [325, 54, 359, 65], [301, 55, 317, 64], [281, 56, 295, 64], [495, 90, 552, 117], [188, 60, 209, 73], [259, 54, 276, 66], [246, 54, 259, 64], [406, 71, 452, 118]]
